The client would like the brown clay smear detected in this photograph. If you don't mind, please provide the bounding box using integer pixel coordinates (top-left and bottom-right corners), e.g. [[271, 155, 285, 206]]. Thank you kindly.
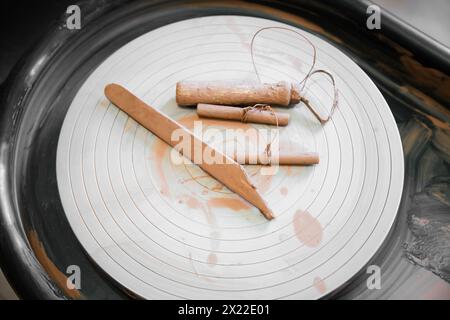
[[28, 230, 83, 299], [208, 197, 251, 211], [182, 164, 229, 194], [399, 86, 450, 131], [280, 186, 288, 196], [178, 195, 251, 224], [99, 99, 109, 108], [183, 195, 202, 209], [179, 195, 215, 224], [150, 139, 170, 196], [376, 34, 450, 102], [400, 56, 450, 102], [181, 174, 210, 184], [293, 210, 323, 247], [251, 172, 273, 194], [207, 253, 218, 267], [313, 276, 326, 294]]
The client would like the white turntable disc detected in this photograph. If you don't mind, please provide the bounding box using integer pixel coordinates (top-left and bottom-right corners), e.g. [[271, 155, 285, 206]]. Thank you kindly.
[[56, 16, 404, 299]]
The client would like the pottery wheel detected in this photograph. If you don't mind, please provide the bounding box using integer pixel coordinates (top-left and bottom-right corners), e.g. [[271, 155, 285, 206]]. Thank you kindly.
[[56, 16, 404, 299]]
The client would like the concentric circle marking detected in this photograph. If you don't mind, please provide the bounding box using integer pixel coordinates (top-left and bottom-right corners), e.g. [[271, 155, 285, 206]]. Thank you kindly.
[[56, 16, 404, 299]]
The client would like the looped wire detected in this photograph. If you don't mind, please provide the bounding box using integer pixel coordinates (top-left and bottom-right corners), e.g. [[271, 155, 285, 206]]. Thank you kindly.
[[250, 26, 316, 86], [299, 69, 338, 124], [241, 103, 279, 166], [241, 103, 279, 127], [250, 26, 338, 125]]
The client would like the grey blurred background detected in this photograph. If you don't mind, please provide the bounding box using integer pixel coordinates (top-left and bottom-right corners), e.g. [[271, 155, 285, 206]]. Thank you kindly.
[[0, 0, 449, 299], [375, 0, 450, 47]]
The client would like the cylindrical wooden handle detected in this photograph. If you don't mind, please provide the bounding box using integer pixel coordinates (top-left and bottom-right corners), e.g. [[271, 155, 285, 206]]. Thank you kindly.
[[233, 152, 319, 165], [176, 80, 301, 107], [197, 103, 289, 126]]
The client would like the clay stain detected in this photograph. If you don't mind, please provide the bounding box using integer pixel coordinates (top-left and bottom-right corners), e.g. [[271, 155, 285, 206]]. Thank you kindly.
[[207, 253, 218, 267], [208, 197, 251, 211], [313, 276, 326, 294], [293, 210, 323, 247], [280, 186, 288, 196]]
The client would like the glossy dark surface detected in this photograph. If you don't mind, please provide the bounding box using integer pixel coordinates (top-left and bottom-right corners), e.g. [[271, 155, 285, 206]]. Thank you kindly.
[[0, 0, 449, 299]]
